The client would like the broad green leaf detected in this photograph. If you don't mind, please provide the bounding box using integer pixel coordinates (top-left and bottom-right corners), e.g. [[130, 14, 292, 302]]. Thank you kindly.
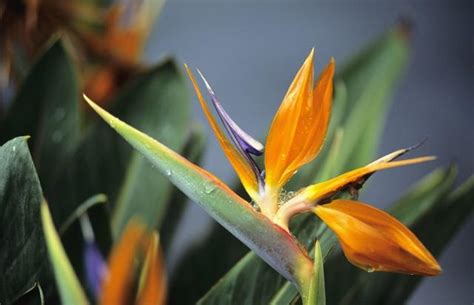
[[41, 201, 89, 305], [324, 167, 457, 305], [48, 58, 190, 237], [169, 222, 251, 305], [199, 25, 410, 305], [332, 28, 409, 172], [0, 38, 81, 188], [306, 241, 325, 305], [85, 96, 314, 292], [0, 137, 47, 304]]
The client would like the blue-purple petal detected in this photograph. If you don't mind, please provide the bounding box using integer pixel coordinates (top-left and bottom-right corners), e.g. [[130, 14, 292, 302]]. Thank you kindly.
[[84, 241, 108, 299], [196, 70, 266, 189], [197, 70, 264, 156]]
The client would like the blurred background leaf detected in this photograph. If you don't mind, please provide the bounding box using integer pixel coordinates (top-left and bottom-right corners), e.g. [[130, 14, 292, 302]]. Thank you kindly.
[[0, 38, 81, 186]]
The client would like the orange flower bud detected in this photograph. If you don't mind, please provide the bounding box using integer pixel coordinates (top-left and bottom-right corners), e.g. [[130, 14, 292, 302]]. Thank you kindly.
[[314, 200, 441, 276]]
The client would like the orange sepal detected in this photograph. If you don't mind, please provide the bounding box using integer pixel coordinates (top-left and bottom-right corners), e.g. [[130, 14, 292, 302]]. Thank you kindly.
[[265, 50, 335, 190], [136, 232, 166, 305], [314, 200, 441, 276], [301, 156, 435, 202], [185, 65, 260, 200], [99, 221, 147, 305]]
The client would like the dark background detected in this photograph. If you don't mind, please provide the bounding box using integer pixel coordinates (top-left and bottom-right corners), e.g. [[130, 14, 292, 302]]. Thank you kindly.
[[146, 1, 473, 304]]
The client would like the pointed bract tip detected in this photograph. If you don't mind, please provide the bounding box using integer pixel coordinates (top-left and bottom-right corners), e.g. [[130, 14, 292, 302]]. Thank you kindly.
[[196, 69, 216, 95], [407, 136, 429, 151], [83, 94, 97, 109], [306, 48, 315, 63]]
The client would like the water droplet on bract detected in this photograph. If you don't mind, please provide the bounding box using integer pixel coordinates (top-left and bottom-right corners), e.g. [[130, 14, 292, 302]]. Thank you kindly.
[[52, 131, 63, 143], [203, 181, 216, 194], [278, 189, 297, 206], [165, 169, 173, 177], [367, 267, 375, 273], [12, 146, 16, 152], [54, 108, 66, 121], [251, 200, 260, 212]]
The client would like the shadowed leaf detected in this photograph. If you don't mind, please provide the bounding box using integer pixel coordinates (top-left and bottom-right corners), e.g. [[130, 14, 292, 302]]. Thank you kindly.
[[0, 137, 47, 304]]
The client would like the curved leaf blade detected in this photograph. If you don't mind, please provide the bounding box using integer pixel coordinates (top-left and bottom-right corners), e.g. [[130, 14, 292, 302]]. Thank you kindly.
[[41, 201, 89, 305]]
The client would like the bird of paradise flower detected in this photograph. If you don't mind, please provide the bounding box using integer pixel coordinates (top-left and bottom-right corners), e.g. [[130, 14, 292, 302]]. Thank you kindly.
[[184, 49, 440, 277], [84, 49, 441, 303]]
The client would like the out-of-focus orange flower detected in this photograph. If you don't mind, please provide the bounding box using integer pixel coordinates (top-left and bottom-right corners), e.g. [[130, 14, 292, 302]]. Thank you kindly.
[[88, 221, 166, 305], [185, 49, 441, 276], [82, 0, 163, 104], [0, 0, 162, 106]]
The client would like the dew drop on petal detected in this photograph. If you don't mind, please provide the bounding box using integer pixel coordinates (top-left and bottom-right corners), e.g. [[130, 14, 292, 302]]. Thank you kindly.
[[251, 200, 260, 211]]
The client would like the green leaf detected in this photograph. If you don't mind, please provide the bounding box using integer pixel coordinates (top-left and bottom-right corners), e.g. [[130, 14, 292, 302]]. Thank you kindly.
[[0, 137, 47, 304], [306, 241, 325, 305], [160, 125, 207, 251], [47, 58, 190, 236], [197, 219, 336, 305], [323, 167, 457, 305], [0, 38, 81, 188], [41, 201, 89, 305], [270, 242, 327, 305], [85, 96, 314, 292], [169, 222, 252, 305], [332, 28, 409, 172]]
